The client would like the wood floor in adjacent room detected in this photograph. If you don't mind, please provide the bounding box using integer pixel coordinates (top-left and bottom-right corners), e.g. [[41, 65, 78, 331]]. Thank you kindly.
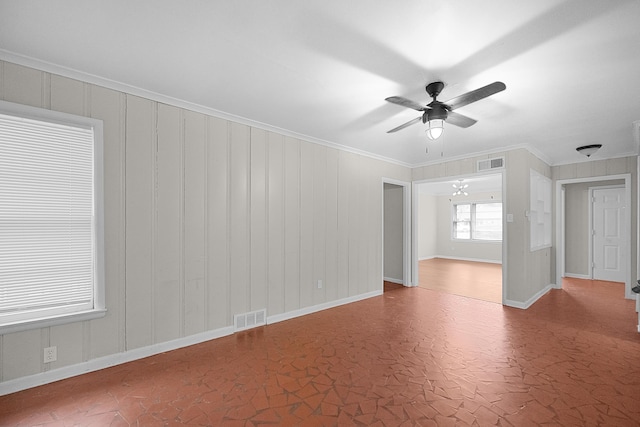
[[419, 257, 502, 304], [2, 279, 639, 426]]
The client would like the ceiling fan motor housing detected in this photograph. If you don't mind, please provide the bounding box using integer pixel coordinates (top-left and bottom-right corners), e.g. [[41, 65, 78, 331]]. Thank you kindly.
[[425, 81, 445, 98], [423, 104, 448, 123], [423, 82, 448, 124]]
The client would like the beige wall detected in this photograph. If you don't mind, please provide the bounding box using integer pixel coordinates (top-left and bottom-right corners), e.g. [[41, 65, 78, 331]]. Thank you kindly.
[[0, 61, 411, 386]]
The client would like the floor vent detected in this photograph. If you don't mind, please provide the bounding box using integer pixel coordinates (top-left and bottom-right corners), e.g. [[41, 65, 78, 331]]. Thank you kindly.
[[234, 309, 266, 332], [477, 156, 505, 172]]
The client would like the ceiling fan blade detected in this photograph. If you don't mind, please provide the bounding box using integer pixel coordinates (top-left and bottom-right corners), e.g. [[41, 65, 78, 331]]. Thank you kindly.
[[387, 116, 422, 133], [444, 81, 506, 111], [385, 96, 428, 111], [446, 111, 477, 128]]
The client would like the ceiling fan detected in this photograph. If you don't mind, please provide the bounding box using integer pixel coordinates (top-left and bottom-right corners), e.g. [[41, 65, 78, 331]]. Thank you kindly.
[[385, 81, 506, 139]]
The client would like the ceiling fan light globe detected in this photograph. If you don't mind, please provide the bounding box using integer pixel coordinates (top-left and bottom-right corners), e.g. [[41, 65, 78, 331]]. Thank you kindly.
[[425, 119, 444, 140]]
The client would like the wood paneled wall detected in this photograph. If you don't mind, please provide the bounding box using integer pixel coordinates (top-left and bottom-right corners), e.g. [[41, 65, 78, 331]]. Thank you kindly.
[[0, 61, 410, 384]]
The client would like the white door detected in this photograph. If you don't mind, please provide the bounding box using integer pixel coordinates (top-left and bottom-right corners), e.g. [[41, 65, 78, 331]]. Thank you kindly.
[[592, 187, 626, 282]]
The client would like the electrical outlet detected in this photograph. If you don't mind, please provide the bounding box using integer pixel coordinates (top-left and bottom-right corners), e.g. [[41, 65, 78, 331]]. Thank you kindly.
[[317, 279, 323, 289], [44, 346, 57, 363]]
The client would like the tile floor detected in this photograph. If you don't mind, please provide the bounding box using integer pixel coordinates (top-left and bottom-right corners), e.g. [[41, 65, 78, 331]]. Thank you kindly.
[[1, 278, 639, 426]]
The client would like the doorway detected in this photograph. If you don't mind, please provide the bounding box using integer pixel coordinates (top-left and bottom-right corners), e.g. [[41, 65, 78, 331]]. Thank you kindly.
[[382, 179, 411, 289], [591, 186, 627, 282], [413, 173, 504, 303], [556, 174, 633, 299]]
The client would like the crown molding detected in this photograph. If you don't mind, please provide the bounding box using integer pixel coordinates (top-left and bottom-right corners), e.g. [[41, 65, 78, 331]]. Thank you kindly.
[[0, 50, 413, 169]]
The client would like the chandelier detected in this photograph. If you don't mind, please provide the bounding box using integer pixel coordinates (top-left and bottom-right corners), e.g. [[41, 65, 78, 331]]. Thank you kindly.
[[452, 179, 468, 196]]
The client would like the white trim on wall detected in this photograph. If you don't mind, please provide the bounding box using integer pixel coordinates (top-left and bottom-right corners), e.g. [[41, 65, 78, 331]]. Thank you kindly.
[[564, 273, 591, 280], [501, 171, 508, 304], [266, 290, 381, 325], [0, 325, 234, 396], [433, 255, 502, 265], [504, 284, 553, 310]]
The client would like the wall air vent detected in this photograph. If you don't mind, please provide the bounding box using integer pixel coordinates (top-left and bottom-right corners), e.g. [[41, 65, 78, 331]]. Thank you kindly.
[[477, 156, 505, 172], [234, 309, 267, 332]]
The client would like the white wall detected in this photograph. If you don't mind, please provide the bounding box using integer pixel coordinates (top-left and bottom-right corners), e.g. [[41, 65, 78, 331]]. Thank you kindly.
[[383, 184, 403, 283], [434, 191, 502, 263], [418, 189, 502, 263], [417, 192, 437, 260], [0, 61, 411, 389]]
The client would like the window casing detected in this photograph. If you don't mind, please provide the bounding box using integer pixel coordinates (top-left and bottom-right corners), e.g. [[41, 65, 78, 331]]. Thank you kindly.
[[0, 101, 105, 334], [453, 202, 502, 241]]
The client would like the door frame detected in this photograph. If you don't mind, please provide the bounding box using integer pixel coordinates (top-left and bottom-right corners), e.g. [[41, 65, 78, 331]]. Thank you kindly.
[[555, 173, 633, 299], [589, 185, 626, 282], [382, 178, 412, 287]]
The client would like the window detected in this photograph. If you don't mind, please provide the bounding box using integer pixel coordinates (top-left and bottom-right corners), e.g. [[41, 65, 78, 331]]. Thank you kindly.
[[0, 101, 105, 334], [453, 202, 502, 241]]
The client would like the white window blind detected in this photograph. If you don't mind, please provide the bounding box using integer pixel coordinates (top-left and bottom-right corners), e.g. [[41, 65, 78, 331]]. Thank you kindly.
[[453, 203, 471, 239], [453, 202, 502, 241], [0, 109, 99, 327]]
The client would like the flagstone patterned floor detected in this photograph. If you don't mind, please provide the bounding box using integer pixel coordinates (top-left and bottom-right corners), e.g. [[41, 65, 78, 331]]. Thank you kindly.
[[1, 278, 639, 426]]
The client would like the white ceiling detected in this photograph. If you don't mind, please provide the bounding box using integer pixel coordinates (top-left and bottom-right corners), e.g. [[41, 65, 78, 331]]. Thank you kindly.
[[1, 0, 639, 167]]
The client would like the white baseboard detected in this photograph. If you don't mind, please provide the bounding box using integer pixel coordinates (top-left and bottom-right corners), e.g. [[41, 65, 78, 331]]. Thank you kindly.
[[432, 255, 502, 265], [0, 326, 235, 396], [418, 256, 436, 261], [267, 290, 382, 325], [564, 273, 591, 280], [1, 289, 384, 396], [504, 284, 553, 309], [383, 276, 403, 285]]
